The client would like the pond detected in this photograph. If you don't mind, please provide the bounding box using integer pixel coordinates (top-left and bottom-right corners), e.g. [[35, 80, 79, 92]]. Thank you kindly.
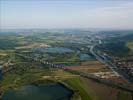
[[2, 83, 73, 100]]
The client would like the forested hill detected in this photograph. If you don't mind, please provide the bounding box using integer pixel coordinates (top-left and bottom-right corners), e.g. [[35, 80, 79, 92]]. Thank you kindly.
[[98, 33, 133, 57]]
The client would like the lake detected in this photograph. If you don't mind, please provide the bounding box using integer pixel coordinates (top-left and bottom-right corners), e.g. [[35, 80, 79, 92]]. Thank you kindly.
[[33, 47, 74, 54], [2, 83, 73, 100]]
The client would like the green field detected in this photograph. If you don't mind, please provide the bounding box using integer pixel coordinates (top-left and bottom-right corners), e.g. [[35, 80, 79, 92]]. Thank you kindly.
[[0, 69, 53, 92], [64, 78, 92, 100]]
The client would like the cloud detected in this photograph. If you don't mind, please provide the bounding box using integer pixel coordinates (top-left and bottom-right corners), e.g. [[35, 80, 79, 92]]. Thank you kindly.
[[0, 0, 133, 29]]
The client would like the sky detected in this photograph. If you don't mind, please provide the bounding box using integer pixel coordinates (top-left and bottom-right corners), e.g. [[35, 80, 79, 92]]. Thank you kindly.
[[0, 0, 133, 29]]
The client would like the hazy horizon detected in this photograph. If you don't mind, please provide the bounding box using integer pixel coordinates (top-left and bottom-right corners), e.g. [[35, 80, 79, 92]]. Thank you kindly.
[[0, 0, 133, 30]]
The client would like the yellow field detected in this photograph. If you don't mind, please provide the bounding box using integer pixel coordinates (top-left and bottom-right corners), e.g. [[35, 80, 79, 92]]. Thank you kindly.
[[15, 43, 49, 49], [0, 53, 7, 56]]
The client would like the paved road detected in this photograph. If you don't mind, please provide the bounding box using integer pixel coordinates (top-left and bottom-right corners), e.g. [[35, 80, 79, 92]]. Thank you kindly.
[[90, 45, 133, 83], [90, 45, 120, 76]]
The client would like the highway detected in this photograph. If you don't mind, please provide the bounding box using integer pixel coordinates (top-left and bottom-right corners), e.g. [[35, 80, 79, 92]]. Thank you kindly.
[[90, 45, 133, 83], [90, 45, 120, 76]]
